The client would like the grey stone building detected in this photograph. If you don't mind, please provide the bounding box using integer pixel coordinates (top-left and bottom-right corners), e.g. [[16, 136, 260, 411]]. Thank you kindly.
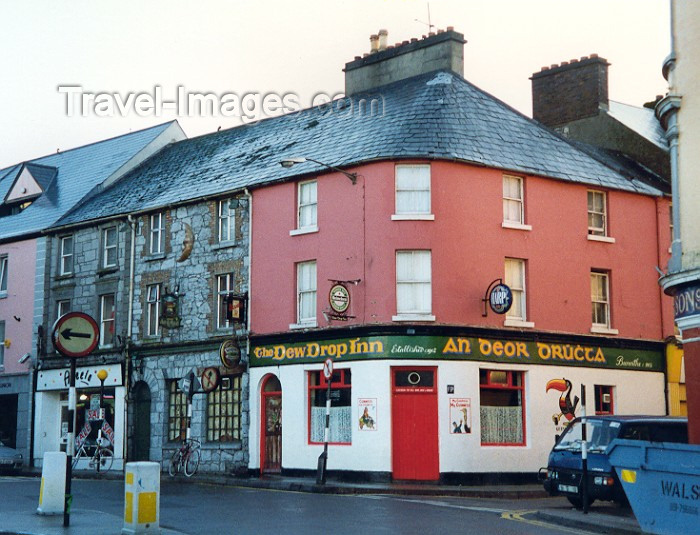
[[41, 147, 251, 474]]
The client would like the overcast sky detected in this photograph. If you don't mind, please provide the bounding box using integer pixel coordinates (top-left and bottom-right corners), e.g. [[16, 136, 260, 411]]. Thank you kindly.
[[0, 0, 671, 170]]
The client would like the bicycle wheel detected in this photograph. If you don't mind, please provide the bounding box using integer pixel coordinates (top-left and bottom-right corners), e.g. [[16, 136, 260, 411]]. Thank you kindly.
[[96, 448, 113, 473], [184, 446, 201, 477], [168, 450, 182, 476]]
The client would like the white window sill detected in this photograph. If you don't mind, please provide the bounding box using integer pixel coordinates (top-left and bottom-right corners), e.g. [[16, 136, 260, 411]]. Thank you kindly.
[[392, 314, 436, 322], [502, 221, 532, 231], [504, 318, 535, 328], [587, 235, 616, 244], [0, 292, 7, 299], [391, 214, 435, 221], [290, 226, 318, 236], [290, 321, 318, 330], [213, 240, 237, 250], [590, 325, 619, 335]]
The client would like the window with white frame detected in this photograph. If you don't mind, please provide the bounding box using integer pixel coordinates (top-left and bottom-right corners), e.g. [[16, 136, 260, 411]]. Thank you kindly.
[[505, 258, 527, 322], [57, 299, 71, 320], [59, 236, 74, 276], [395, 164, 431, 216], [218, 199, 235, 242], [587, 190, 607, 236], [503, 175, 525, 225], [102, 226, 118, 269], [149, 213, 165, 255], [396, 250, 432, 317], [591, 270, 611, 329], [0, 255, 7, 294], [296, 261, 317, 325], [297, 180, 317, 230], [146, 283, 161, 337], [216, 273, 234, 329], [99, 294, 116, 347]]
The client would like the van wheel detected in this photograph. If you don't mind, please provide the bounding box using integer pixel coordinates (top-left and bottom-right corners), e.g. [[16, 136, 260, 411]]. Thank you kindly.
[[567, 496, 594, 509]]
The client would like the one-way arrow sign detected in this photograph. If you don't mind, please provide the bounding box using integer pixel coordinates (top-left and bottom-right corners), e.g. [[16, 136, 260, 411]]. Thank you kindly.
[[52, 312, 100, 358]]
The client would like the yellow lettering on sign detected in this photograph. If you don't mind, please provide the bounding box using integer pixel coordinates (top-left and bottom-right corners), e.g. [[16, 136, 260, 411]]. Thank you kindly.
[[538, 342, 551, 360], [595, 348, 606, 363], [443, 337, 472, 354], [307, 343, 320, 357], [479, 339, 492, 355]]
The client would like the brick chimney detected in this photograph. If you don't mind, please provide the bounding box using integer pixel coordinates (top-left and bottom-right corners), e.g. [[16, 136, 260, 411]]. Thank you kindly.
[[344, 28, 466, 95], [530, 54, 610, 127]]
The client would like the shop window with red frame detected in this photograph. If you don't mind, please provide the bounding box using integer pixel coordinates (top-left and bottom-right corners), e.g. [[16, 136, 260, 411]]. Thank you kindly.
[[479, 369, 525, 446], [308, 369, 352, 444], [594, 385, 614, 415]]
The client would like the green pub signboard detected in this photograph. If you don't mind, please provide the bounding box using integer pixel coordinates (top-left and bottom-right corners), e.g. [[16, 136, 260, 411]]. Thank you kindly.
[[251, 335, 663, 372]]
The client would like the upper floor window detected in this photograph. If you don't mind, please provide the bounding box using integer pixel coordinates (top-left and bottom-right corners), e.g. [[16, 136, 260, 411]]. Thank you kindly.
[[394, 164, 432, 219], [0, 255, 7, 294], [394, 250, 433, 320], [218, 199, 235, 243], [146, 283, 161, 337], [587, 190, 607, 237], [591, 270, 617, 334], [59, 236, 74, 276], [99, 293, 116, 347], [57, 299, 71, 320], [505, 258, 532, 327], [149, 213, 165, 255], [297, 180, 317, 231], [102, 226, 118, 269], [295, 260, 317, 327], [216, 273, 234, 330], [503, 175, 528, 228]]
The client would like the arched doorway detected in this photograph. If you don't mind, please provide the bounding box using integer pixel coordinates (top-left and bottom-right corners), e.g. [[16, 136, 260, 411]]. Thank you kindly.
[[132, 381, 151, 462], [260, 375, 282, 475]]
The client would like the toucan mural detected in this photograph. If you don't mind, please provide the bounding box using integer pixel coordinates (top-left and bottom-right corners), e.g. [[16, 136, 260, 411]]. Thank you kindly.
[[546, 378, 579, 425]]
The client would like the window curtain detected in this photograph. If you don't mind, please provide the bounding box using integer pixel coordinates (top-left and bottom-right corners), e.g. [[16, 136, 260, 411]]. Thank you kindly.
[[480, 406, 523, 444], [311, 406, 352, 443]]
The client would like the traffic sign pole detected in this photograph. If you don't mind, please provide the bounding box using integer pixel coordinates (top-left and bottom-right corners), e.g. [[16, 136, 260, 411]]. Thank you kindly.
[[316, 359, 333, 485], [64, 358, 76, 527]]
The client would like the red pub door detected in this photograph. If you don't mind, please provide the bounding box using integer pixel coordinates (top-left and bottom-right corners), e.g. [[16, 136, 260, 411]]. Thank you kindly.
[[391, 367, 439, 481]]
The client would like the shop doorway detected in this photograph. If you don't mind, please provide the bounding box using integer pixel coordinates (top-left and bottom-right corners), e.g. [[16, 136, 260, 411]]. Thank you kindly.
[[132, 381, 151, 461], [0, 394, 18, 448], [391, 367, 439, 481], [260, 375, 282, 474]]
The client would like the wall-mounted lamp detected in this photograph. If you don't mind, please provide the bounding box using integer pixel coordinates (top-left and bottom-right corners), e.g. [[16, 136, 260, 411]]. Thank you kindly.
[[280, 157, 357, 185]]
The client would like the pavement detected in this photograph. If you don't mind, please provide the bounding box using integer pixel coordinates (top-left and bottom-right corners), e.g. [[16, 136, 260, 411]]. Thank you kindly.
[[0, 468, 643, 535]]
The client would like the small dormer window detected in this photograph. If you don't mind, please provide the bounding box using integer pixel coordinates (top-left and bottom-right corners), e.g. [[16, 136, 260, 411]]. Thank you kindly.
[[1, 163, 57, 218]]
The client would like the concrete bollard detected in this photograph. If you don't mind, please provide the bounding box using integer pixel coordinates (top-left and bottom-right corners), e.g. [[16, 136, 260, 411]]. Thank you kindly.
[[122, 461, 161, 535], [37, 451, 67, 515]]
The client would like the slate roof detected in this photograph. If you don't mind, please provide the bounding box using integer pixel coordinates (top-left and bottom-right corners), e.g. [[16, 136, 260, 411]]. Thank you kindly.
[[0, 122, 176, 242], [608, 100, 668, 150], [55, 71, 664, 228]]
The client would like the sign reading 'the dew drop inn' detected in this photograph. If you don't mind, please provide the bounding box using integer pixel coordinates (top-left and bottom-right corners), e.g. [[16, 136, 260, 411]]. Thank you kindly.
[[251, 334, 663, 372]]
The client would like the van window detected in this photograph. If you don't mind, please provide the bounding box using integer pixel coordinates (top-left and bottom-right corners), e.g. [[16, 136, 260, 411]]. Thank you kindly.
[[554, 419, 620, 453]]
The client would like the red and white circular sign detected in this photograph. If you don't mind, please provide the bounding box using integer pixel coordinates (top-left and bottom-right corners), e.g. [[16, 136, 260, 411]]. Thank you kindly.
[[323, 358, 333, 380], [52, 312, 99, 358]]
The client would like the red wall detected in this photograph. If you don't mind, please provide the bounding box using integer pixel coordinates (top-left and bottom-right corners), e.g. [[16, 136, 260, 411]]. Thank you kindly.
[[250, 160, 674, 339]]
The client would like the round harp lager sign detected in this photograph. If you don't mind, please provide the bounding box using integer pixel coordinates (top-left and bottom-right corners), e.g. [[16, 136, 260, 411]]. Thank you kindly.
[[489, 283, 513, 315], [329, 283, 350, 314]]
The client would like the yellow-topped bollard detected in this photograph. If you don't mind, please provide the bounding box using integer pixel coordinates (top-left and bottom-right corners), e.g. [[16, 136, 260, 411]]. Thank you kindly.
[[122, 462, 160, 535], [37, 451, 67, 515]]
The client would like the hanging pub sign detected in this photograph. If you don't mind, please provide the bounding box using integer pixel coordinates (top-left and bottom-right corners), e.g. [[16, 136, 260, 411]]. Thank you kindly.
[[225, 293, 247, 324], [327, 280, 359, 321], [219, 339, 241, 368], [482, 279, 513, 316], [159, 292, 182, 329]]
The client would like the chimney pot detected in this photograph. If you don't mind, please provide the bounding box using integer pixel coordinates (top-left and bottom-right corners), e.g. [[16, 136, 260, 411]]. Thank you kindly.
[[438, 29, 444, 34], [428, 31, 435, 37], [378, 29, 388, 51], [541, 66, 549, 71], [570, 58, 578, 63], [551, 64, 558, 69], [369, 34, 379, 53], [411, 37, 418, 43], [561, 61, 569, 66], [447, 26, 454, 31], [590, 53, 598, 58]]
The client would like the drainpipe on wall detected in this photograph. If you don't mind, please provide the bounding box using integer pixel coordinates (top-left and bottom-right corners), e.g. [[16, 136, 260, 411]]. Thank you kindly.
[[124, 214, 137, 462], [244, 188, 252, 467]]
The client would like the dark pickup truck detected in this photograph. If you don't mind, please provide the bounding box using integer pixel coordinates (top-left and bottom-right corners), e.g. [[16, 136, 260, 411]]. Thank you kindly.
[[539, 415, 688, 508]]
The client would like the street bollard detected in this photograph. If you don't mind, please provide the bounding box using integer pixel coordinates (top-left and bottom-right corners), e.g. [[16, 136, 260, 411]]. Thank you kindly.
[[37, 451, 67, 515], [122, 462, 161, 535]]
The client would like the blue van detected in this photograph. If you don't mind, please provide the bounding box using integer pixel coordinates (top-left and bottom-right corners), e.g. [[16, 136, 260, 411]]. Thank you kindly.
[[539, 415, 688, 508]]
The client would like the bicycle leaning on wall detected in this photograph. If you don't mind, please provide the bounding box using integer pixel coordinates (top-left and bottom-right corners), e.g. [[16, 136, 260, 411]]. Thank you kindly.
[[168, 438, 201, 477], [72, 437, 114, 473]]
